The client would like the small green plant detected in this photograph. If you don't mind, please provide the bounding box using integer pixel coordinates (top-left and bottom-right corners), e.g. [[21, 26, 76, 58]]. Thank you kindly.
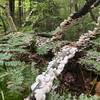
[[36, 42, 56, 55]]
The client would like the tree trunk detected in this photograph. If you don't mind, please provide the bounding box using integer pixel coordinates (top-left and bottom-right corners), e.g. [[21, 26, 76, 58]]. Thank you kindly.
[[18, 0, 23, 26], [9, 0, 15, 20], [5, 2, 17, 32]]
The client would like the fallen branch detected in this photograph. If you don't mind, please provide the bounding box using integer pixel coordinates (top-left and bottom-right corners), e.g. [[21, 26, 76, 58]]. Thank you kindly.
[[24, 9, 100, 100]]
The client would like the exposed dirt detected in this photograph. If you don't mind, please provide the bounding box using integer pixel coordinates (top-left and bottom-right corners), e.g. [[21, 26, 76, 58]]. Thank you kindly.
[[56, 56, 100, 96]]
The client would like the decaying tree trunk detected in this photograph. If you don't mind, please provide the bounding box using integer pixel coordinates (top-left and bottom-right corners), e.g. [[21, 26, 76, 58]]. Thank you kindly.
[[24, 4, 100, 100]]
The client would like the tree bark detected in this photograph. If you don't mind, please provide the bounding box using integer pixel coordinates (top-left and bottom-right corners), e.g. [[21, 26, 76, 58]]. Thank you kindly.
[[18, 0, 23, 26], [5, 2, 17, 32], [8, 0, 15, 20]]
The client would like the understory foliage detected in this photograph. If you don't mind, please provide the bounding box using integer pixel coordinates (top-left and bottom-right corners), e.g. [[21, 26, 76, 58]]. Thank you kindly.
[[24, 0, 61, 32], [36, 41, 60, 55], [0, 33, 38, 100], [47, 92, 100, 100], [80, 37, 100, 73]]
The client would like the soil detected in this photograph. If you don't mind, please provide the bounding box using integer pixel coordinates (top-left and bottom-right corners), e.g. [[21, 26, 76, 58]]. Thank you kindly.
[[56, 56, 100, 96]]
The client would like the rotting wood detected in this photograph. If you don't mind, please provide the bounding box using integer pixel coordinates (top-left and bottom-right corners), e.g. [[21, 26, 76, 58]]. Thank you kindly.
[[24, 10, 100, 100]]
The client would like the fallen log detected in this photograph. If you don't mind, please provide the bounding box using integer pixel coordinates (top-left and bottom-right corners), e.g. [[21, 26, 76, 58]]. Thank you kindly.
[[51, 0, 100, 41], [24, 10, 100, 100]]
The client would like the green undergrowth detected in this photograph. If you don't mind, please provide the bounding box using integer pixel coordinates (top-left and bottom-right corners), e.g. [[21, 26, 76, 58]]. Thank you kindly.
[[0, 31, 100, 100], [36, 42, 57, 55], [79, 37, 100, 73], [47, 92, 100, 100], [0, 32, 38, 100]]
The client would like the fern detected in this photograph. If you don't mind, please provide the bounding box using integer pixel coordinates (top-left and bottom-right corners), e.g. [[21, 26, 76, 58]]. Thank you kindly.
[[79, 37, 100, 73], [36, 42, 56, 55], [36, 40, 64, 55], [7, 67, 24, 93], [47, 92, 67, 100], [79, 94, 100, 100], [47, 92, 100, 100], [0, 53, 12, 60], [5, 61, 23, 67], [0, 32, 38, 100]]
